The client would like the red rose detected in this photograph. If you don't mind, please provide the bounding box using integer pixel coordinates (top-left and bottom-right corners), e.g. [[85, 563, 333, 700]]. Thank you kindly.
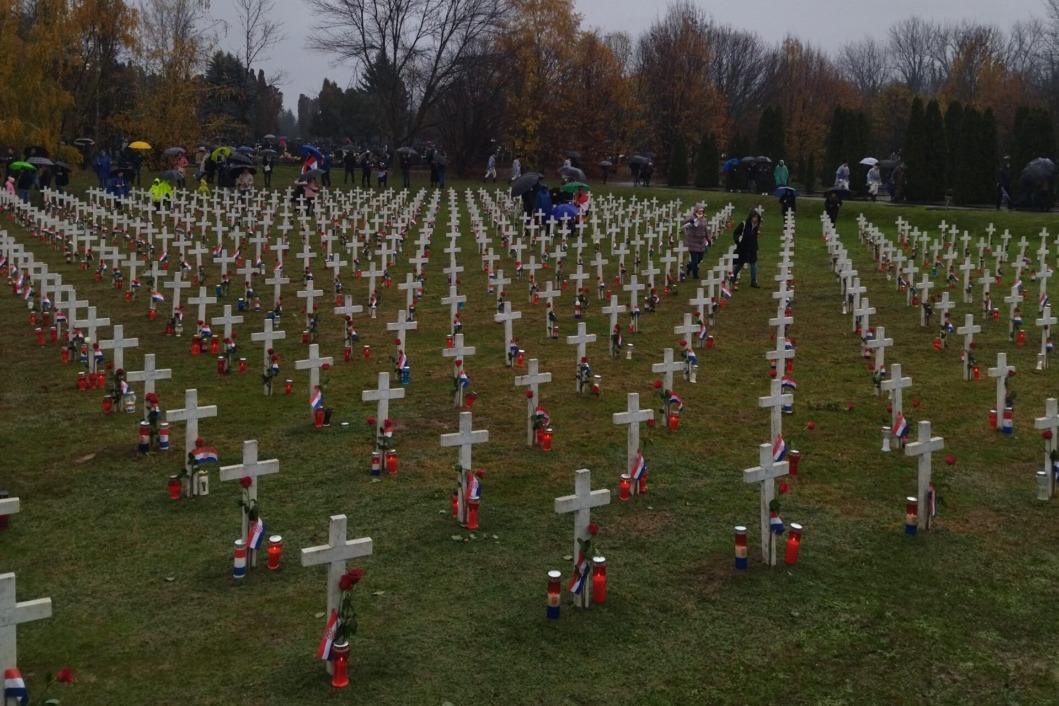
[[394, 338, 402, 346], [346, 567, 365, 585], [768, 369, 777, 378], [239, 476, 253, 489], [806, 421, 816, 431], [525, 389, 534, 399], [384, 419, 393, 428], [887, 404, 893, 413], [1044, 430, 1054, 440], [679, 340, 688, 347], [945, 454, 956, 466], [846, 404, 854, 411], [653, 379, 662, 389], [778, 481, 790, 494], [55, 667, 73, 684], [646, 418, 656, 428], [588, 523, 599, 536], [339, 574, 354, 591], [455, 359, 463, 367], [367, 416, 376, 426], [195, 437, 205, 448], [476, 469, 485, 478], [912, 399, 921, 408], [867, 363, 875, 371]]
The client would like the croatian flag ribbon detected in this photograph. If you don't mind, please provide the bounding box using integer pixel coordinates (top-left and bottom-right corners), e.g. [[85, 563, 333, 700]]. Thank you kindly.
[[894, 412, 909, 439], [631, 449, 647, 480], [1041, 294, 1050, 309], [310, 387, 324, 410], [396, 351, 408, 370], [769, 510, 785, 534], [247, 516, 266, 550], [458, 370, 469, 388], [3, 669, 28, 706], [151, 291, 165, 302], [697, 321, 708, 341], [780, 375, 798, 390], [567, 553, 589, 594], [193, 447, 219, 463], [468, 473, 482, 500], [772, 434, 787, 462], [158, 251, 168, 263], [720, 284, 732, 299], [668, 392, 684, 412], [317, 609, 341, 660]]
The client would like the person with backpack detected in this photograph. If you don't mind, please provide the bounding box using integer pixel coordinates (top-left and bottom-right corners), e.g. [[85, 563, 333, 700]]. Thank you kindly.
[[731, 210, 762, 288]]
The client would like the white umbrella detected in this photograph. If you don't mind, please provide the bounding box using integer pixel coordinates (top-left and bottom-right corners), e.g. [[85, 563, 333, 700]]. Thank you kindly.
[[860, 157, 878, 166]]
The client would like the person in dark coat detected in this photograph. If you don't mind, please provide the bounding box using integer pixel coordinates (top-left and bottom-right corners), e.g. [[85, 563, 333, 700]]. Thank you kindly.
[[731, 210, 761, 288], [682, 202, 710, 280], [996, 160, 1012, 210], [824, 191, 842, 224]]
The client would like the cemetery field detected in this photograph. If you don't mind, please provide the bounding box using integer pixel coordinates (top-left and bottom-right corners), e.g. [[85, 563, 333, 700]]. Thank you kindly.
[[4, 175, 1059, 705]]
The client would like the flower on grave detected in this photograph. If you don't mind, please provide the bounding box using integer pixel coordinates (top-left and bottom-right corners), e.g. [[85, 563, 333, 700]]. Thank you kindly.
[[334, 567, 365, 643], [805, 421, 816, 431], [588, 523, 599, 536], [15, 666, 74, 705], [238, 477, 260, 521], [1044, 430, 1054, 441], [525, 389, 534, 399], [945, 454, 956, 466], [646, 418, 656, 428], [768, 498, 785, 534], [871, 367, 886, 392]]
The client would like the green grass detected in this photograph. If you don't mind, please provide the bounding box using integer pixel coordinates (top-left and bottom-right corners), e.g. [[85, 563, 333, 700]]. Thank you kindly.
[[3, 168, 1059, 705]]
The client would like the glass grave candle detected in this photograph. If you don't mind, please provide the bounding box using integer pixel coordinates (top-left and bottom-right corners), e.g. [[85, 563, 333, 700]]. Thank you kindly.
[[881, 426, 891, 452], [989, 409, 997, 430], [466, 498, 479, 530], [619, 474, 631, 501], [905, 496, 918, 535], [591, 557, 607, 604], [233, 539, 247, 578], [788, 450, 800, 478], [330, 641, 350, 688], [167, 475, 182, 500], [386, 450, 398, 475], [547, 570, 562, 620], [784, 523, 803, 566], [267, 535, 283, 570], [540, 427, 553, 452], [734, 526, 748, 570]]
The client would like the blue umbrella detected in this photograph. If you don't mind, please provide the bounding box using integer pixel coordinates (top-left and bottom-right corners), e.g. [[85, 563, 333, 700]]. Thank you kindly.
[[551, 203, 580, 222], [236, 145, 255, 154], [723, 158, 740, 173], [773, 186, 798, 198], [300, 144, 323, 161]]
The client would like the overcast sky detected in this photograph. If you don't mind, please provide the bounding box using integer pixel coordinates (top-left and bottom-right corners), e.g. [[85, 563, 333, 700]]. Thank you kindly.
[[207, 0, 1050, 112]]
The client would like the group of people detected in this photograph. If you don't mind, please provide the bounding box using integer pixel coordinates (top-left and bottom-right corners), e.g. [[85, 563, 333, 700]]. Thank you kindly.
[[683, 204, 761, 287]]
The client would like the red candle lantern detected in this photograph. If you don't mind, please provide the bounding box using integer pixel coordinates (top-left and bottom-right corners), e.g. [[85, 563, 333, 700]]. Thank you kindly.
[[905, 496, 918, 535], [76, 372, 87, 391], [61, 348, 70, 364], [216, 356, 226, 376], [267, 535, 282, 570], [933, 337, 942, 351], [734, 526, 748, 570], [451, 490, 459, 518], [516, 350, 525, 368], [363, 345, 371, 360], [592, 557, 607, 604], [784, 523, 803, 565], [1017, 330, 1026, 346], [638, 473, 648, 494], [540, 427, 553, 452], [28, 312, 37, 326], [102, 397, 113, 414], [284, 379, 293, 395], [239, 358, 247, 374], [464, 391, 477, 408], [138, 421, 151, 453], [446, 334, 454, 348], [547, 570, 561, 620], [49, 326, 57, 342], [96, 372, 106, 389], [386, 450, 398, 474], [124, 291, 133, 303], [167, 475, 182, 500], [371, 451, 382, 476], [989, 409, 998, 430], [191, 340, 201, 356], [301, 329, 310, 344], [973, 365, 981, 381], [668, 414, 679, 431], [619, 473, 631, 501], [148, 308, 157, 321], [34, 328, 44, 346], [314, 408, 325, 428], [467, 498, 480, 530], [785, 359, 794, 374], [706, 335, 715, 349], [344, 346, 352, 362], [993, 310, 1000, 322], [209, 338, 220, 355], [788, 450, 800, 479]]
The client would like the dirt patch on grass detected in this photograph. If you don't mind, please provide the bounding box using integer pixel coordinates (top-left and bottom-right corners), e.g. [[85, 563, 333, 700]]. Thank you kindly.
[[608, 509, 678, 535]]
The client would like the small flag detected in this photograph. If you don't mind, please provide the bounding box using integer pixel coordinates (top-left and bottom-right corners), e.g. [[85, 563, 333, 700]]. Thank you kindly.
[[158, 251, 168, 263], [667, 392, 684, 412], [3, 668, 28, 705], [780, 375, 798, 390], [630, 449, 647, 480], [784, 338, 794, 351], [468, 473, 482, 500], [396, 351, 408, 370], [458, 370, 469, 388], [310, 387, 324, 410], [720, 284, 732, 299], [254, 257, 264, 270], [316, 609, 341, 660], [1013, 312, 1024, 326], [567, 553, 589, 594], [247, 516, 266, 550], [697, 321, 708, 340], [273, 261, 283, 273], [192, 447, 219, 463], [1041, 294, 1050, 309], [151, 291, 165, 302], [772, 434, 787, 462], [181, 260, 192, 272], [199, 324, 212, 337], [769, 510, 785, 534], [894, 412, 909, 439]]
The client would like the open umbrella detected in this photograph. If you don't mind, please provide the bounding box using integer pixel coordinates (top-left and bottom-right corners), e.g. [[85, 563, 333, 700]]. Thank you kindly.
[[159, 170, 181, 182], [1023, 157, 1056, 180], [296, 168, 324, 182], [859, 157, 878, 166], [259, 149, 278, 157], [229, 165, 257, 175], [599, 160, 613, 168], [565, 150, 581, 160], [396, 146, 418, 156], [108, 166, 132, 178], [627, 155, 649, 167], [510, 172, 542, 197], [164, 146, 186, 157], [228, 153, 255, 166], [54, 161, 70, 170], [551, 203, 580, 222], [740, 156, 757, 164], [824, 187, 852, 200], [129, 141, 152, 150], [773, 186, 798, 198], [300, 144, 323, 162], [755, 156, 772, 164], [236, 145, 255, 154], [432, 153, 448, 167], [561, 181, 590, 193], [262, 134, 277, 141], [73, 137, 94, 146], [9, 161, 35, 171], [723, 158, 741, 173], [211, 146, 232, 161], [559, 166, 586, 181], [636, 151, 656, 160], [28, 156, 54, 166]]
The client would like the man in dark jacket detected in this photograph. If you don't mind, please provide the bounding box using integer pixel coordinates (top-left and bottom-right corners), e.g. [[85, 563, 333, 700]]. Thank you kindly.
[[731, 210, 761, 288]]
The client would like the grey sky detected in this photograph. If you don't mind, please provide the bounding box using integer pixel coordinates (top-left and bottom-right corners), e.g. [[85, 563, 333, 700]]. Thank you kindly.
[[206, 0, 1050, 112]]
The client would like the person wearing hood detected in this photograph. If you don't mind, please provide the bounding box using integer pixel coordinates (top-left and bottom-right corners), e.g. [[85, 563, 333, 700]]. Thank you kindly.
[[148, 178, 173, 210], [683, 203, 711, 280], [774, 159, 789, 187], [731, 210, 762, 288]]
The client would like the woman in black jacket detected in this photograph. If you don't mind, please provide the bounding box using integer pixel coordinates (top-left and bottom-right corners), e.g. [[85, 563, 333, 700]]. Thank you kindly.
[[732, 210, 761, 288]]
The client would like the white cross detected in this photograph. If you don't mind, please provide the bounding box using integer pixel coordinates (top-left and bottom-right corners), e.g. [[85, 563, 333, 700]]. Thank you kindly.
[[554, 468, 611, 608], [514, 359, 553, 446], [297, 281, 324, 320], [1037, 305, 1057, 369], [494, 302, 523, 364], [164, 271, 192, 315], [188, 286, 217, 327], [880, 363, 913, 437], [987, 352, 1012, 419], [300, 515, 373, 676], [165, 389, 218, 497], [0, 572, 53, 674], [70, 305, 110, 372], [97, 323, 139, 372], [250, 318, 286, 390], [652, 347, 684, 392], [439, 411, 490, 526], [125, 353, 172, 417], [854, 297, 876, 335], [219, 440, 280, 566], [265, 271, 290, 307], [759, 378, 793, 441], [386, 309, 418, 341], [904, 420, 944, 531], [612, 392, 654, 494], [601, 294, 625, 336], [294, 344, 334, 416], [623, 274, 645, 314], [362, 372, 406, 440], [210, 304, 244, 341], [566, 322, 597, 391], [491, 269, 511, 303], [742, 442, 790, 566], [441, 285, 466, 324], [956, 314, 981, 381], [1035, 398, 1059, 497], [335, 294, 364, 320]]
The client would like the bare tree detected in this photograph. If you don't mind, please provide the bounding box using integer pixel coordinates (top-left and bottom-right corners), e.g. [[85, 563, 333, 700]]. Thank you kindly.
[[706, 24, 776, 124], [836, 37, 891, 99], [888, 16, 944, 94], [304, 0, 509, 145], [232, 0, 286, 74], [1004, 18, 1049, 85], [602, 30, 634, 76], [138, 0, 218, 77]]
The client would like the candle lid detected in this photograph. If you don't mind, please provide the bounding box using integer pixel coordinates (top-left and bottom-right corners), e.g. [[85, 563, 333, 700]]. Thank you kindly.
[[789, 523, 803, 532], [234, 539, 247, 547], [269, 535, 282, 543], [547, 570, 561, 579], [592, 556, 605, 564], [1036, 471, 1047, 477], [734, 525, 747, 534], [620, 473, 631, 480], [906, 496, 918, 503]]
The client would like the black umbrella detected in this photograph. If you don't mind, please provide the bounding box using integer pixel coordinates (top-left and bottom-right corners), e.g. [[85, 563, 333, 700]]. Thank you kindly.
[[627, 155, 649, 166], [28, 156, 54, 166], [755, 156, 772, 164], [54, 161, 70, 170], [599, 160, 613, 168], [228, 154, 255, 167], [636, 151, 656, 159], [740, 156, 757, 164], [432, 153, 448, 167], [396, 146, 418, 156], [565, 150, 581, 160], [262, 134, 277, 141], [236, 145, 256, 154], [559, 166, 586, 181], [259, 149, 278, 157], [1022, 157, 1056, 184], [159, 169, 181, 182], [164, 146, 186, 157], [230, 165, 257, 175], [297, 168, 324, 182], [510, 172, 543, 197], [824, 187, 852, 200], [73, 137, 94, 146], [108, 166, 132, 178]]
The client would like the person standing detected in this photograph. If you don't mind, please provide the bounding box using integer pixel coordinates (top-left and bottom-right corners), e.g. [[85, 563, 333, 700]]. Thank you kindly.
[[344, 150, 357, 184], [436, 153, 447, 189], [682, 203, 710, 280], [866, 164, 882, 202], [834, 161, 850, 190], [731, 210, 761, 288], [376, 157, 388, 188], [484, 152, 497, 182], [824, 191, 842, 224], [996, 160, 1012, 210], [400, 152, 412, 188], [360, 151, 373, 188], [893, 161, 907, 203], [321, 151, 332, 187], [262, 152, 274, 188], [773, 159, 789, 187], [642, 160, 654, 187], [510, 155, 521, 182]]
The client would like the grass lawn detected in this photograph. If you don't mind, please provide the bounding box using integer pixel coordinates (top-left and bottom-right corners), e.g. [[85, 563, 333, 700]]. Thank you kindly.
[[3, 165, 1059, 705]]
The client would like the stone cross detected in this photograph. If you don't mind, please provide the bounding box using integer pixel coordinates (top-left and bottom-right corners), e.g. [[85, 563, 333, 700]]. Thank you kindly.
[[853, 297, 875, 335], [554, 468, 611, 608], [70, 305, 111, 374], [566, 322, 597, 391], [987, 352, 1012, 419], [1004, 284, 1023, 340], [188, 286, 218, 327], [880, 363, 913, 442], [165, 389, 218, 497], [97, 323, 139, 373], [601, 295, 625, 336], [163, 271, 191, 315], [265, 271, 290, 308], [250, 318, 286, 392], [865, 326, 893, 387], [612, 392, 654, 494], [0, 572, 53, 674], [439, 411, 490, 526], [335, 294, 364, 321], [652, 347, 684, 393], [1038, 305, 1057, 369], [742, 442, 790, 566], [623, 275, 645, 317], [362, 372, 406, 440], [956, 314, 981, 381], [904, 420, 944, 531], [514, 359, 553, 446], [210, 304, 244, 341], [125, 353, 172, 419], [300, 515, 373, 675], [758, 378, 793, 441], [297, 282, 324, 322], [1035, 398, 1059, 497], [386, 309, 419, 342], [295, 344, 334, 417], [494, 302, 523, 365], [219, 440, 280, 567], [441, 285, 466, 325]]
